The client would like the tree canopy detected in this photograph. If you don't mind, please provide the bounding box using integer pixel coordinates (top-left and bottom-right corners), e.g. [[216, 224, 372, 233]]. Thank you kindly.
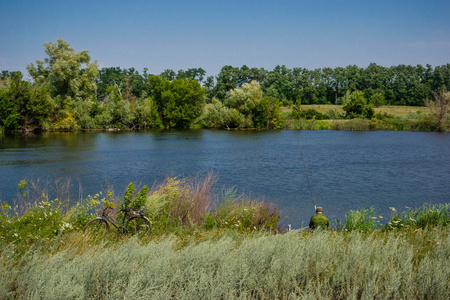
[[27, 38, 99, 104], [0, 75, 52, 133], [146, 76, 204, 128]]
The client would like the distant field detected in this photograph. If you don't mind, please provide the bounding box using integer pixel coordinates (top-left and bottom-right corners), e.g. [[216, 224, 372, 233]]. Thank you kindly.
[[282, 105, 429, 116]]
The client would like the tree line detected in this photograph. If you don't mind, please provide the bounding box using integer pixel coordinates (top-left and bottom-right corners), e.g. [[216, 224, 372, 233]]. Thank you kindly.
[[94, 62, 450, 107], [1, 38, 449, 133]]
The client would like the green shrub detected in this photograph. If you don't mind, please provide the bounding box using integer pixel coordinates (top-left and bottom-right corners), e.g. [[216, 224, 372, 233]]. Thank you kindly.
[[290, 105, 330, 120], [0, 199, 66, 244], [341, 206, 382, 232], [68, 192, 115, 228], [343, 91, 374, 119], [385, 203, 450, 230], [312, 120, 332, 130], [388, 119, 412, 131], [369, 92, 385, 107], [122, 182, 136, 209], [412, 114, 440, 131], [326, 108, 343, 119]]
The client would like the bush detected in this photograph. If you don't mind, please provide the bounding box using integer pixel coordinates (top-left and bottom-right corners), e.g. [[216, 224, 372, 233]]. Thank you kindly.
[[343, 91, 374, 119], [204, 99, 245, 128], [326, 108, 343, 119], [369, 92, 385, 107], [289, 105, 330, 120], [69, 191, 117, 228], [412, 114, 440, 132], [341, 207, 382, 232], [384, 204, 450, 230], [0, 199, 66, 244]]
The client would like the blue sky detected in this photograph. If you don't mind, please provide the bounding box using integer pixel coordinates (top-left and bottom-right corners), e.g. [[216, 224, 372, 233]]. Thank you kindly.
[[1, 0, 449, 78]]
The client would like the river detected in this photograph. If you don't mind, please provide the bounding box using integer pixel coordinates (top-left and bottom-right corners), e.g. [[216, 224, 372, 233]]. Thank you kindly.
[[1, 130, 449, 228]]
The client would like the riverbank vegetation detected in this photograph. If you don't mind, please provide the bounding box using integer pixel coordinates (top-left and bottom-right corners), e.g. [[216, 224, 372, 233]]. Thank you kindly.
[[0, 176, 449, 298], [1, 38, 450, 134]]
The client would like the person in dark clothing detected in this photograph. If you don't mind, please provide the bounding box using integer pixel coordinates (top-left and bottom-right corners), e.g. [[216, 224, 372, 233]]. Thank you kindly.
[[309, 206, 329, 229]]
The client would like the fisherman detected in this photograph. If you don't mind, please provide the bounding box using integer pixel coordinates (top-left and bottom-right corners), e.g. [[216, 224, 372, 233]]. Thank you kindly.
[[309, 207, 329, 230]]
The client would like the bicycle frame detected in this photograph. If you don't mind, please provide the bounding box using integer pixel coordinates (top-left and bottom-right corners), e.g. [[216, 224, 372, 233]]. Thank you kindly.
[[84, 206, 151, 236], [101, 208, 131, 233]]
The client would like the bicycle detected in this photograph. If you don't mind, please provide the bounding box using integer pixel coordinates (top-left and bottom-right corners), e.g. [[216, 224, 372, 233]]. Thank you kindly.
[[83, 206, 151, 237]]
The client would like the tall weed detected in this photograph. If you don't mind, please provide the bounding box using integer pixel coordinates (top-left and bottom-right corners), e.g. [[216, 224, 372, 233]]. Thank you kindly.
[[203, 189, 280, 232]]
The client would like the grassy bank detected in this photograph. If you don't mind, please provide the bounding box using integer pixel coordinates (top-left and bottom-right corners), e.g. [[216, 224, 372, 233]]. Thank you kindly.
[[281, 104, 448, 132], [291, 104, 429, 116], [1, 177, 449, 299]]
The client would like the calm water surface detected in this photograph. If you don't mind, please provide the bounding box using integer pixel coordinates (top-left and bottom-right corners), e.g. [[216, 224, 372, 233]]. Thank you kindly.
[[1, 130, 449, 228]]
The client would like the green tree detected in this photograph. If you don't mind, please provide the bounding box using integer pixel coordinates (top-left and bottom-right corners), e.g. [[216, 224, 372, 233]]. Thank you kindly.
[[98, 67, 147, 101], [94, 86, 132, 128], [205, 98, 245, 129], [224, 80, 263, 116], [369, 93, 385, 107], [176, 68, 206, 82], [343, 91, 374, 119], [130, 97, 161, 129], [263, 65, 294, 105], [253, 97, 284, 129], [213, 65, 241, 100], [27, 38, 99, 123], [0, 75, 52, 133], [146, 76, 204, 128]]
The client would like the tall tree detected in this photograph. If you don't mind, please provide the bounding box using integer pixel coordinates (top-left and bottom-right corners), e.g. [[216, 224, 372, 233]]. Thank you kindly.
[[146, 76, 204, 128], [224, 80, 263, 116], [263, 65, 294, 105], [0, 75, 52, 133], [27, 38, 99, 123], [213, 65, 241, 100]]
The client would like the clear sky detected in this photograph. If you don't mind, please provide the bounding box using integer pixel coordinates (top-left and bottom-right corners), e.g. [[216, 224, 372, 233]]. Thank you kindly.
[[1, 0, 449, 78]]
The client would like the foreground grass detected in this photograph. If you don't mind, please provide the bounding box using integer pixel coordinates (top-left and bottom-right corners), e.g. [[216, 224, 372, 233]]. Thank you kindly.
[[1, 227, 449, 299], [1, 177, 449, 299]]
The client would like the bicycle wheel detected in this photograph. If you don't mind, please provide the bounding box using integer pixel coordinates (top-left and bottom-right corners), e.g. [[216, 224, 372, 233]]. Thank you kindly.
[[83, 218, 109, 237], [125, 216, 151, 236]]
